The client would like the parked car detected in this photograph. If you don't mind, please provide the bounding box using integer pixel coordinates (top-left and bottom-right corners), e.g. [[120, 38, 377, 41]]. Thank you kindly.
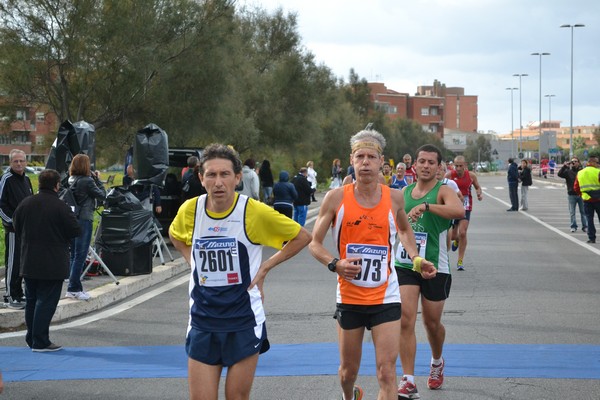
[[2, 166, 39, 174], [156, 147, 204, 233], [475, 161, 490, 172]]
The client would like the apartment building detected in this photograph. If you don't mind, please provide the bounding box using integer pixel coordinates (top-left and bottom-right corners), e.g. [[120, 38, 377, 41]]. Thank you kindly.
[[500, 121, 598, 154], [369, 79, 478, 137], [0, 104, 58, 165]]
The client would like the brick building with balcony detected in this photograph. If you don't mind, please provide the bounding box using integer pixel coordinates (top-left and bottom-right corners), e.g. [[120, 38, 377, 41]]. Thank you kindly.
[[369, 79, 478, 137], [0, 104, 58, 166]]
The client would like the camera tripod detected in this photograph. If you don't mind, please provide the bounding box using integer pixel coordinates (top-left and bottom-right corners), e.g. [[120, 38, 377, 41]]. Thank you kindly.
[[80, 213, 120, 285], [152, 220, 173, 265]]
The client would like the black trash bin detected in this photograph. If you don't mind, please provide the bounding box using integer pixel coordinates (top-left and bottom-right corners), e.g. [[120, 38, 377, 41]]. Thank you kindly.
[[96, 188, 157, 276]]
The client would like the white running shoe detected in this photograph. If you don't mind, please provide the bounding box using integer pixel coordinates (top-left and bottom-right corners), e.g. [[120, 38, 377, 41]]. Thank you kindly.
[[66, 291, 91, 301]]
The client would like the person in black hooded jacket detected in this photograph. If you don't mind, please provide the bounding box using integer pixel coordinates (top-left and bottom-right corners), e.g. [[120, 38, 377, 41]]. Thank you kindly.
[[272, 170, 297, 219]]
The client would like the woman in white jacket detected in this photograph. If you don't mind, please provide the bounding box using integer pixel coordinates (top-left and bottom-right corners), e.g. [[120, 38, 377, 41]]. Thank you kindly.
[[306, 160, 317, 202]]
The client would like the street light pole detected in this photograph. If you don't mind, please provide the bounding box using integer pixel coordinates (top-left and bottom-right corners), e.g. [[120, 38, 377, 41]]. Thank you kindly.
[[545, 94, 556, 161], [531, 52, 550, 165], [545, 94, 556, 123], [506, 87, 518, 156], [513, 73, 528, 158], [560, 23, 585, 159]]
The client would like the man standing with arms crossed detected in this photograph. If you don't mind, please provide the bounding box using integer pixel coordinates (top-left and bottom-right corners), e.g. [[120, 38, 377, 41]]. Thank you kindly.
[[1, 149, 33, 309], [445, 155, 483, 270], [169, 144, 311, 400], [396, 145, 465, 398], [310, 129, 436, 400]]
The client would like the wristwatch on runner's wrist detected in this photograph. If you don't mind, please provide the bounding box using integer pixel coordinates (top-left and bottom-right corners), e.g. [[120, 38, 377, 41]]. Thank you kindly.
[[327, 258, 339, 272]]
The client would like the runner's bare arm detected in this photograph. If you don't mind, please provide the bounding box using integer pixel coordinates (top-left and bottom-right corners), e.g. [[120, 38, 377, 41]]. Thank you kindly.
[[433, 185, 467, 220], [392, 190, 437, 279], [308, 189, 361, 279], [470, 171, 483, 200], [168, 233, 192, 266]]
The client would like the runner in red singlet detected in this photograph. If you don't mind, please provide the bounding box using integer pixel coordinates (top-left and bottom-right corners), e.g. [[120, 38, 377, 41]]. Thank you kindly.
[[444, 155, 483, 270]]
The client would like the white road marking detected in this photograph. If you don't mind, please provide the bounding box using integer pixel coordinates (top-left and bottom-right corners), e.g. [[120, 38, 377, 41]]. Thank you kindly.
[[1, 206, 325, 337], [483, 190, 600, 257], [0, 275, 190, 339]]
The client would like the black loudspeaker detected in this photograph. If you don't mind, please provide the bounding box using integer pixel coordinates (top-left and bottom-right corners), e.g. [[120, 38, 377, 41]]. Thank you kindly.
[[101, 243, 153, 276]]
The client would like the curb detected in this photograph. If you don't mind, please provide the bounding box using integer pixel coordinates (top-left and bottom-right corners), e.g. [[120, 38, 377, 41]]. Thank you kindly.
[[0, 257, 189, 331]]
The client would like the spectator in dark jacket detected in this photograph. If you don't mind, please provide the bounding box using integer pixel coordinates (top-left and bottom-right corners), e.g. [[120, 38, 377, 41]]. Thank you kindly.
[[0, 149, 33, 309], [259, 159, 274, 204], [518, 159, 532, 211], [123, 164, 162, 214], [13, 169, 81, 352], [67, 154, 106, 301], [558, 157, 587, 232], [272, 170, 297, 219], [292, 167, 312, 226], [182, 165, 206, 201], [507, 158, 519, 211]]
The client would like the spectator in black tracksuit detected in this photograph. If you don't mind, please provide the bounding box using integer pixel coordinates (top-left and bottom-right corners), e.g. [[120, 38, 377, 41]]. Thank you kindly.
[[0, 149, 33, 309]]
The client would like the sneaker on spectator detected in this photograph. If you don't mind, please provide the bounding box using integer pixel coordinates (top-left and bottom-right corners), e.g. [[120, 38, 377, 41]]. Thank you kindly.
[[66, 291, 91, 301], [582, 227, 587, 233], [427, 358, 444, 390], [398, 377, 420, 399], [32, 342, 62, 352], [570, 228, 576, 232], [5, 297, 26, 310]]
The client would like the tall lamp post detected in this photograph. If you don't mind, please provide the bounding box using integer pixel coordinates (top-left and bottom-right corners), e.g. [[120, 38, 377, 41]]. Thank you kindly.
[[506, 87, 518, 156], [545, 94, 556, 160], [513, 73, 528, 157], [531, 52, 550, 165], [560, 23, 585, 159], [545, 94, 556, 123]]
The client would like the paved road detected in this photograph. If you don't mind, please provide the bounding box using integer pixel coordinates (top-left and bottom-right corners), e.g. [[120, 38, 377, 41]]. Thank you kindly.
[[2, 175, 600, 399]]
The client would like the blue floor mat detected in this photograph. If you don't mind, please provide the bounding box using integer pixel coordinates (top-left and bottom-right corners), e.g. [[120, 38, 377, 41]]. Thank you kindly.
[[2, 343, 599, 382]]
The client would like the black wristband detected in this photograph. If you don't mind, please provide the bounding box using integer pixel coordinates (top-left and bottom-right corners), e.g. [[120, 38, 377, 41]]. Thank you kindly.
[[422, 201, 429, 212]]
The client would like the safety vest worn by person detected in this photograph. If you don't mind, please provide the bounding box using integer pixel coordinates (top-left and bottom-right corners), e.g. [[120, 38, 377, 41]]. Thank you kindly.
[[577, 167, 600, 201]]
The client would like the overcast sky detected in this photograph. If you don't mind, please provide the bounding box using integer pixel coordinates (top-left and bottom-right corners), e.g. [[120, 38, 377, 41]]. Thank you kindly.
[[241, 0, 599, 135]]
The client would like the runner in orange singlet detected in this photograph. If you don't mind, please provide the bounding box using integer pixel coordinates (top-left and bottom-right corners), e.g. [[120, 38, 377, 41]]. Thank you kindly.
[[310, 129, 436, 400]]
